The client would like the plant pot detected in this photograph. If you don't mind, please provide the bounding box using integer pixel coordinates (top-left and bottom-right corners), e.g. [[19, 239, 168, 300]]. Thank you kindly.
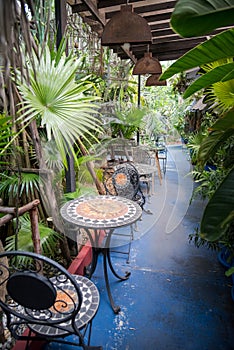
[[204, 163, 217, 172], [218, 247, 234, 269]]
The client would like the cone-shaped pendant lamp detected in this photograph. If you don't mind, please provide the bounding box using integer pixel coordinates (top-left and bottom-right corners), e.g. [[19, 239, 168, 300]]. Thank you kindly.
[[146, 74, 167, 86], [132, 52, 162, 75], [101, 5, 152, 46]]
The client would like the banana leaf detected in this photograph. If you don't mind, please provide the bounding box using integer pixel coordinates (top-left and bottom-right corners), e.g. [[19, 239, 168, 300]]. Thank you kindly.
[[171, 0, 234, 37], [160, 29, 234, 81], [200, 168, 234, 241], [183, 62, 234, 98], [198, 129, 234, 166], [211, 109, 234, 130], [198, 110, 234, 165]]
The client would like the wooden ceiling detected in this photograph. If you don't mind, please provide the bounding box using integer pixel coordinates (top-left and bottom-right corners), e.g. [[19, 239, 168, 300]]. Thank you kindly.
[[66, 0, 226, 63]]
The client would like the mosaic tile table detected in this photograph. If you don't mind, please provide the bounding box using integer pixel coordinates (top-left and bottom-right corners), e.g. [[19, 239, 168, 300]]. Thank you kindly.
[[60, 195, 142, 313]]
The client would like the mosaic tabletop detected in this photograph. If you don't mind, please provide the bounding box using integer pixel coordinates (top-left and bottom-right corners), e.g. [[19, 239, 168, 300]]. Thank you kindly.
[[60, 195, 142, 230]]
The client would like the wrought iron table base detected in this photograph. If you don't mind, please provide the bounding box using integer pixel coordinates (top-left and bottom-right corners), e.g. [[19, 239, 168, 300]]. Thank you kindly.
[[85, 229, 131, 314]]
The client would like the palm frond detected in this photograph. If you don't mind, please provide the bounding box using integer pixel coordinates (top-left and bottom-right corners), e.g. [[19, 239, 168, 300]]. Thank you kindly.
[[5, 214, 61, 257], [17, 46, 103, 167], [0, 172, 40, 197]]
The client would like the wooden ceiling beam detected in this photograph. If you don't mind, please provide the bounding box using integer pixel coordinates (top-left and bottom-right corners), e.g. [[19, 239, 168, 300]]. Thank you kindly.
[[98, 0, 145, 8], [150, 22, 170, 31], [67, 1, 233, 63], [143, 12, 172, 23], [105, 7, 173, 19], [72, 0, 106, 26], [97, 0, 176, 10], [151, 28, 176, 37]]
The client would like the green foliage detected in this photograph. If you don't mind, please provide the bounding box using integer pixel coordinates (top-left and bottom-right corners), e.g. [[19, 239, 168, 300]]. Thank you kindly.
[[188, 228, 220, 251], [5, 215, 61, 257], [142, 84, 191, 141], [0, 172, 40, 199], [143, 111, 165, 141], [160, 29, 234, 82], [75, 154, 101, 185], [197, 110, 234, 167], [170, 0, 234, 37], [187, 131, 208, 165], [192, 167, 227, 200], [161, 1, 234, 245], [41, 137, 64, 171], [0, 115, 14, 165], [200, 168, 234, 241], [17, 45, 103, 168], [184, 59, 234, 99], [110, 107, 146, 139]]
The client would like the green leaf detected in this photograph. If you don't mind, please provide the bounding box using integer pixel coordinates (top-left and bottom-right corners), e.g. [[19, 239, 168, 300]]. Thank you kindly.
[[212, 109, 234, 130], [200, 168, 234, 241], [171, 0, 234, 37], [198, 129, 234, 166], [5, 215, 61, 256], [183, 62, 234, 98], [160, 29, 234, 81], [225, 266, 234, 277], [17, 46, 103, 167], [197, 110, 234, 167]]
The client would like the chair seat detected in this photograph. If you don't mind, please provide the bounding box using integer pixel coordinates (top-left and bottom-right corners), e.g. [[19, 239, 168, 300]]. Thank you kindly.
[[27, 275, 99, 337], [0, 251, 102, 350]]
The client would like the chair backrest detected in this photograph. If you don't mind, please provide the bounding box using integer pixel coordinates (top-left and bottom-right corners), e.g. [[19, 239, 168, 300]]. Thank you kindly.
[[106, 138, 134, 162], [0, 251, 83, 338], [112, 163, 138, 198], [132, 146, 152, 165], [113, 163, 145, 208]]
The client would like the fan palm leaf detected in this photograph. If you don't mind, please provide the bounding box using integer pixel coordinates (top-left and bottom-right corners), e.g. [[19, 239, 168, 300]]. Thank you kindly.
[[17, 46, 103, 166], [0, 172, 40, 198]]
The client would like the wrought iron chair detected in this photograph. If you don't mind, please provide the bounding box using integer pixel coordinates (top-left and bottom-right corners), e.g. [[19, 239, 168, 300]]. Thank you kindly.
[[112, 163, 145, 209], [102, 163, 144, 262], [132, 146, 155, 196], [0, 251, 102, 350], [103, 163, 145, 209]]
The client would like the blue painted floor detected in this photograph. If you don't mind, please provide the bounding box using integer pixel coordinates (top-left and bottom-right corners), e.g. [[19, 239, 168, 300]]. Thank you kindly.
[[48, 145, 234, 350]]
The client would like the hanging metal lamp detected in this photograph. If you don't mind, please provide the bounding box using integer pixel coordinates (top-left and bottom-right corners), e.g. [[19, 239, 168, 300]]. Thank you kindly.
[[132, 52, 162, 75], [145, 74, 167, 86], [101, 5, 152, 46]]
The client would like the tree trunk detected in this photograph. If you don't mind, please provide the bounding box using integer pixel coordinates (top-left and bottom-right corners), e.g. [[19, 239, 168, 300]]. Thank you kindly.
[[29, 120, 72, 266], [78, 140, 105, 195], [29, 207, 41, 255]]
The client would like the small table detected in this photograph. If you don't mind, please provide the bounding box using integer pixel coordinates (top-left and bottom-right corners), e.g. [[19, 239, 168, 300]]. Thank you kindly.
[[60, 195, 142, 313], [149, 146, 164, 184]]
